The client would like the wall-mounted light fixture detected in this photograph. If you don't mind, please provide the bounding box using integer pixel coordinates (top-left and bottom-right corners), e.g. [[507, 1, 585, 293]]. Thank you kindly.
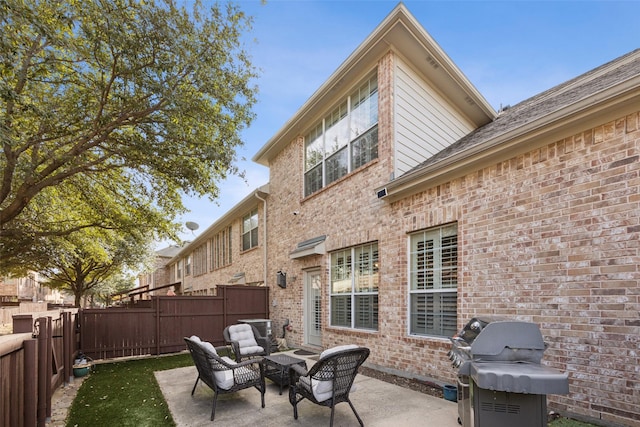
[[276, 271, 287, 289]]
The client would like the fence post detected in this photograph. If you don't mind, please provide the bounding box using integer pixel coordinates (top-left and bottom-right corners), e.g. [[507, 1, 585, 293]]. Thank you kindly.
[[24, 338, 37, 427], [46, 316, 53, 418], [221, 286, 227, 327], [155, 297, 160, 356], [36, 317, 48, 427], [63, 312, 72, 384], [13, 313, 34, 333]]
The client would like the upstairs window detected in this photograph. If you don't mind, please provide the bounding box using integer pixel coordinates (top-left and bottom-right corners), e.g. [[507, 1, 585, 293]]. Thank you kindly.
[[242, 209, 258, 251], [176, 260, 183, 280], [185, 255, 192, 276], [210, 226, 232, 270], [305, 74, 378, 197], [409, 223, 458, 338], [192, 243, 207, 276]]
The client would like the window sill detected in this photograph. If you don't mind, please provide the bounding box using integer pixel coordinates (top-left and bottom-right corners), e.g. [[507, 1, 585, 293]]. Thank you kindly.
[[302, 158, 380, 203], [240, 245, 260, 255]]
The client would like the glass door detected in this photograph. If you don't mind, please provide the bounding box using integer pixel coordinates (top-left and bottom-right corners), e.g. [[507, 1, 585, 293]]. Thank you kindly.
[[305, 269, 322, 347]]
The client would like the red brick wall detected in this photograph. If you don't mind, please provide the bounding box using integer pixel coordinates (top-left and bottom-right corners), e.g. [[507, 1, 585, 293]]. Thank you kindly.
[[182, 211, 267, 294], [263, 46, 639, 424], [268, 99, 639, 424], [380, 111, 640, 426]]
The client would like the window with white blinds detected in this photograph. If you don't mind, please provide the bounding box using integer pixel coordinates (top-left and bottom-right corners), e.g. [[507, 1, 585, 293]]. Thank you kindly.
[[409, 223, 458, 337], [330, 242, 378, 330]]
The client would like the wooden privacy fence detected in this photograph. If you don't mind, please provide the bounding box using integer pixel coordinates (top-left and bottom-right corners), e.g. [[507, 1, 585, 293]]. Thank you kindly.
[[1, 311, 78, 427], [80, 285, 270, 360]]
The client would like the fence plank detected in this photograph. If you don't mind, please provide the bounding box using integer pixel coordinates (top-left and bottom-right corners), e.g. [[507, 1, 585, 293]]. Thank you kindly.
[[24, 339, 36, 427]]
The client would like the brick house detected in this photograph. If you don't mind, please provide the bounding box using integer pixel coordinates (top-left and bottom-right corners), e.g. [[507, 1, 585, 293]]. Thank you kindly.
[[166, 185, 269, 295], [165, 5, 639, 425]]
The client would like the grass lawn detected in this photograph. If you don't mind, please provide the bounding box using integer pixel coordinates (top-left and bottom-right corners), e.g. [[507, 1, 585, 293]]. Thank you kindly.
[[67, 352, 598, 427], [67, 353, 193, 427]]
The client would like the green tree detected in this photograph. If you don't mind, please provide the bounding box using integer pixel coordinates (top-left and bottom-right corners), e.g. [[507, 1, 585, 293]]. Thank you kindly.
[[0, 0, 258, 274], [88, 272, 137, 308], [40, 229, 154, 307]]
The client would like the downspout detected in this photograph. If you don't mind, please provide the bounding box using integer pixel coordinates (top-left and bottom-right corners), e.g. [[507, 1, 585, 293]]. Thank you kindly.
[[255, 192, 268, 288]]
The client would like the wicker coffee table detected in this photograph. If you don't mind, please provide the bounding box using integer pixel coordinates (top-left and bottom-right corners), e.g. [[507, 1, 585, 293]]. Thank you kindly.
[[263, 354, 307, 395]]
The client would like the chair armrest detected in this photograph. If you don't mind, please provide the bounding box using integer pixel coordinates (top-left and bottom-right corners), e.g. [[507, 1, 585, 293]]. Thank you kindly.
[[235, 358, 264, 369], [226, 341, 242, 361], [255, 336, 271, 354], [214, 345, 233, 356], [288, 363, 308, 386]]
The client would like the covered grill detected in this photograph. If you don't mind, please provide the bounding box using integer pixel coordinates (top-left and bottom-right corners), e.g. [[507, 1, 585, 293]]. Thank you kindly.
[[447, 317, 569, 427]]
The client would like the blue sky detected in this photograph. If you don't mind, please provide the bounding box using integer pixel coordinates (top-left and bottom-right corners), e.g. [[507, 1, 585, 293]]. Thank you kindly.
[[166, 0, 640, 246]]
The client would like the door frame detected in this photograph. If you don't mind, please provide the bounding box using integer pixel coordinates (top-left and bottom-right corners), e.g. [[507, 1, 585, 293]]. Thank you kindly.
[[303, 268, 322, 348]]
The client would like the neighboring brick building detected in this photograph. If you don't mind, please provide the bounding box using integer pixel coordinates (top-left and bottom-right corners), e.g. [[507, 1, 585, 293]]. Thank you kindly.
[[138, 245, 183, 298], [0, 272, 62, 304], [163, 5, 639, 425], [166, 185, 268, 295]]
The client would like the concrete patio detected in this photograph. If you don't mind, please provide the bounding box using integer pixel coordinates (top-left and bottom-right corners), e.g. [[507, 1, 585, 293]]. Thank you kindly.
[[155, 350, 459, 427]]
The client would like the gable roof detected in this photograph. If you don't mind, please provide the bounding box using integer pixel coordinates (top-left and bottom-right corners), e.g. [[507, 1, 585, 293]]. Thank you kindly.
[[378, 49, 640, 201], [155, 245, 183, 258], [253, 3, 495, 166]]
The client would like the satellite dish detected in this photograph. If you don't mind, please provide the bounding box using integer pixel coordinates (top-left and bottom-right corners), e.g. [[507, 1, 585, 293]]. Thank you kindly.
[[185, 221, 199, 231]]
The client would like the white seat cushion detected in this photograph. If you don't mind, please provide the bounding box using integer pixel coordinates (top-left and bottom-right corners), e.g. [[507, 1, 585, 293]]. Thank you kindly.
[[190, 335, 218, 357], [228, 324, 264, 355], [214, 356, 260, 390], [320, 344, 358, 360], [213, 356, 237, 389], [200, 341, 218, 356], [303, 344, 359, 402]]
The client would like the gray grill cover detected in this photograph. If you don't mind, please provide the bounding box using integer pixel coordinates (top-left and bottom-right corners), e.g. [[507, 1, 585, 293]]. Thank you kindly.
[[470, 362, 569, 395], [470, 321, 545, 363]]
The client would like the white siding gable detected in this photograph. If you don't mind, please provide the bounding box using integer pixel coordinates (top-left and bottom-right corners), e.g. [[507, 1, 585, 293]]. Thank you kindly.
[[394, 56, 475, 176]]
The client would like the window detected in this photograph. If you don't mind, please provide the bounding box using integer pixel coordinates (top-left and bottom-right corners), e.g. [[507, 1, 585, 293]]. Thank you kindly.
[[304, 74, 378, 197], [210, 226, 232, 270], [330, 242, 378, 330], [176, 260, 182, 280], [409, 223, 458, 337], [242, 209, 258, 251], [192, 243, 207, 276], [185, 255, 192, 276]]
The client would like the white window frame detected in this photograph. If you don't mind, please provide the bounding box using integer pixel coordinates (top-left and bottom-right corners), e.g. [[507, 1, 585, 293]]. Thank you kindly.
[[329, 242, 379, 331], [304, 74, 378, 197], [176, 260, 183, 281], [408, 223, 458, 338], [242, 209, 258, 251]]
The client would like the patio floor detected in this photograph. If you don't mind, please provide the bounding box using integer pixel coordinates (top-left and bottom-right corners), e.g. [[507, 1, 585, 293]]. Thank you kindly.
[[155, 350, 459, 426]]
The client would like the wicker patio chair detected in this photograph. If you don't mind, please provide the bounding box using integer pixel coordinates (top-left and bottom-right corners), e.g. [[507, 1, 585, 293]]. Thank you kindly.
[[223, 323, 271, 362], [184, 336, 265, 422], [288, 345, 370, 427]]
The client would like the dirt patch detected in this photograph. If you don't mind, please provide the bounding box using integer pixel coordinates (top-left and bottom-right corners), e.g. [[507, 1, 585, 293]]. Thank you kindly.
[[359, 366, 444, 399]]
